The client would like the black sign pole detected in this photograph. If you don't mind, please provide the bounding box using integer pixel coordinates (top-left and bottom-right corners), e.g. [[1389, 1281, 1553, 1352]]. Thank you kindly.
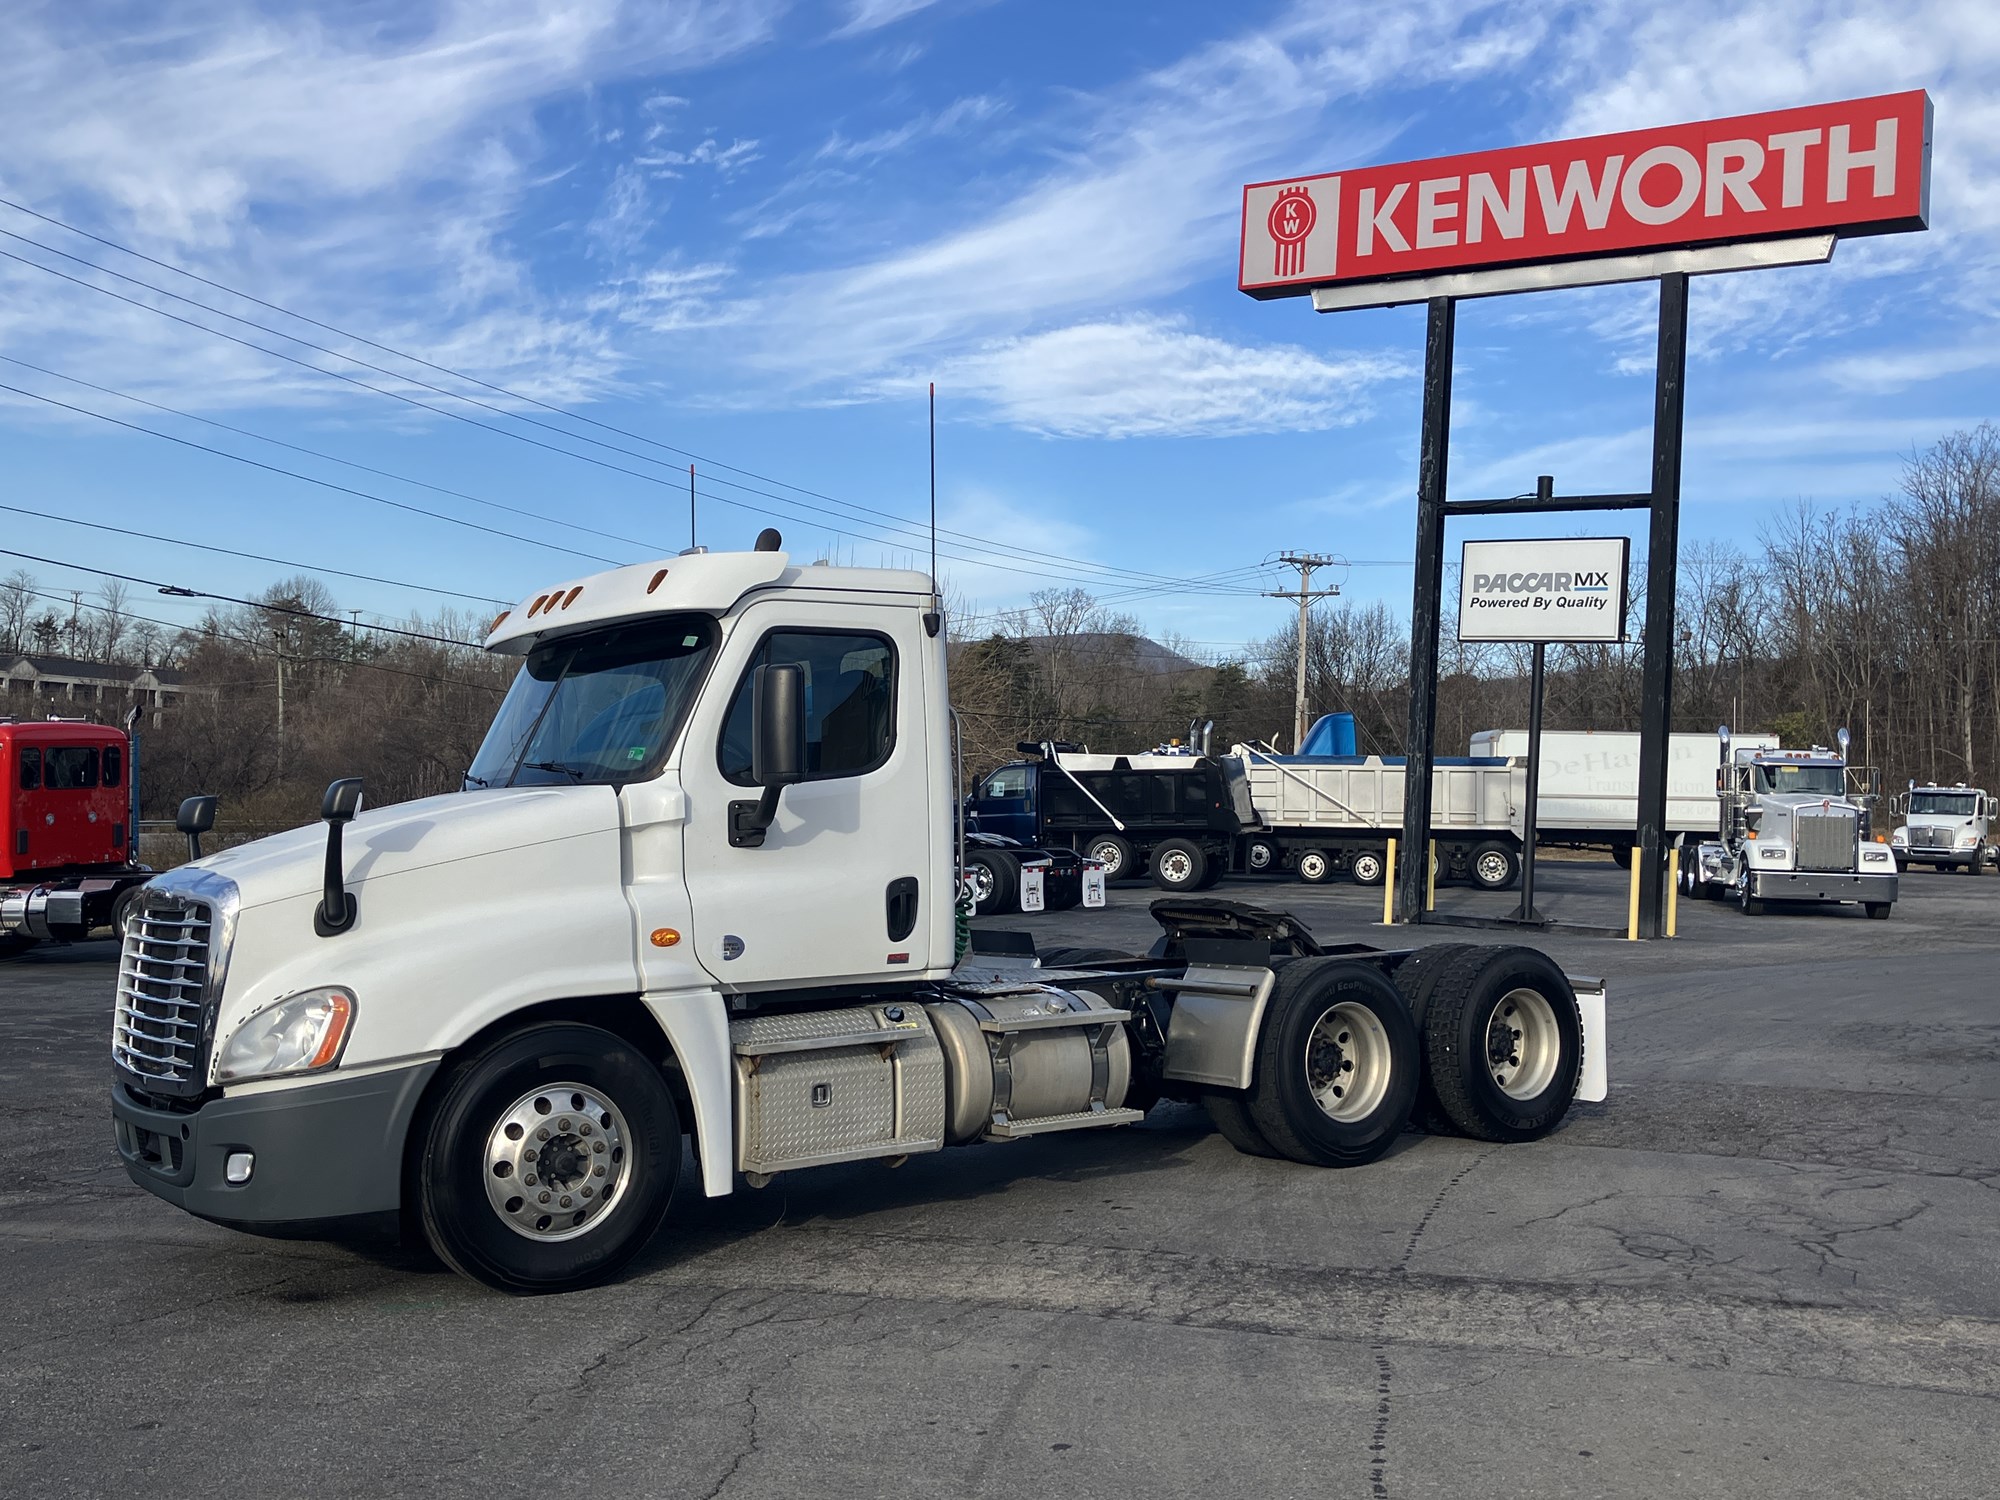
[[1398, 296, 1455, 924], [1634, 272, 1689, 938], [1518, 641, 1546, 922]]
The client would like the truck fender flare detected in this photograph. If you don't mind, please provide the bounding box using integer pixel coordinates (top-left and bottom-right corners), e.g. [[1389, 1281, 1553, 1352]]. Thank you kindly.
[[641, 989, 736, 1198]]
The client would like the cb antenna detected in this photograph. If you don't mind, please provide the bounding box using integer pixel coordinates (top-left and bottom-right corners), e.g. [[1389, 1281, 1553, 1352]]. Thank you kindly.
[[688, 463, 696, 550], [925, 382, 941, 636]]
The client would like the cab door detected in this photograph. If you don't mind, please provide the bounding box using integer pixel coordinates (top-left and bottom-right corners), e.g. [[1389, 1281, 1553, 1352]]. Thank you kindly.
[[679, 600, 932, 989], [971, 763, 1037, 842]]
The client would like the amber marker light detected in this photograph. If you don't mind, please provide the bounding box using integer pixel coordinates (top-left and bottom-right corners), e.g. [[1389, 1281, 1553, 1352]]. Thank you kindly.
[[650, 928, 682, 948]]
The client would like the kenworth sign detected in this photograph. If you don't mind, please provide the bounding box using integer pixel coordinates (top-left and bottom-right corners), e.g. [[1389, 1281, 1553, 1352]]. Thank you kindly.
[[1457, 538, 1631, 644], [1241, 91, 1932, 301]]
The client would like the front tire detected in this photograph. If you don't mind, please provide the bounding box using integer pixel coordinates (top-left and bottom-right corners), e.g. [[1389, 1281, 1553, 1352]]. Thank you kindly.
[[1245, 959, 1419, 1167], [415, 1023, 681, 1294], [1244, 838, 1280, 875], [1864, 902, 1892, 920]]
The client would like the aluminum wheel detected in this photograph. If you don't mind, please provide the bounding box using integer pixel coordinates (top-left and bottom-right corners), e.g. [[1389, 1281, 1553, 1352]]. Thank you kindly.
[[1247, 841, 1274, 872], [968, 862, 996, 903], [483, 1083, 634, 1242], [1089, 839, 1125, 878], [1159, 848, 1195, 885], [1475, 848, 1512, 886], [1484, 987, 1560, 1100], [1304, 1001, 1393, 1123]]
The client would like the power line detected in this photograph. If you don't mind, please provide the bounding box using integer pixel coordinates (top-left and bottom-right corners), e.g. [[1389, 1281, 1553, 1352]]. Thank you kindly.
[[0, 379, 625, 566], [0, 206, 1268, 595], [0, 500, 508, 606], [0, 546, 478, 646], [1265, 551, 1344, 752], [0, 203, 1245, 587]]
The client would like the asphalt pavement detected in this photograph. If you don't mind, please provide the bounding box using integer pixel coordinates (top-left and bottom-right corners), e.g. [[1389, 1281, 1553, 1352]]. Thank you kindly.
[[3, 861, 1998, 1499]]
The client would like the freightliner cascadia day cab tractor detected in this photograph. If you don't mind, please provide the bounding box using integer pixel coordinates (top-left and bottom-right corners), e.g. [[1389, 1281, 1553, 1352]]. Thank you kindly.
[[109, 535, 1608, 1294], [1687, 728, 1898, 917], [1890, 783, 1995, 874], [2, 716, 156, 957]]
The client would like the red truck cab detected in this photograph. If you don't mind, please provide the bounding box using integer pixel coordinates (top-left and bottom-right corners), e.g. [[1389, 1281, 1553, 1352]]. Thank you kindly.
[[2, 718, 150, 953]]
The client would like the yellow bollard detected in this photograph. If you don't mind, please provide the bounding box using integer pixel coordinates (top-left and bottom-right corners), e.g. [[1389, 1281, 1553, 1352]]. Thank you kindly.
[[1626, 855, 1642, 940], [1666, 848, 1680, 938], [1426, 838, 1438, 913], [1382, 839, 1398, 925]]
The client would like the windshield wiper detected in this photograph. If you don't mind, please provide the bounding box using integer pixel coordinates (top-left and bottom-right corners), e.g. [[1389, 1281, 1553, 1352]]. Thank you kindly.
[[464, 773, 494, 788], [521, 760, 589, 783]]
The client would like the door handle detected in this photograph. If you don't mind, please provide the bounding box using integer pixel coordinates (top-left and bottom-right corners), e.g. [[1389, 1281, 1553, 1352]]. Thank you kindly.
[[885, 876, 919, 943]]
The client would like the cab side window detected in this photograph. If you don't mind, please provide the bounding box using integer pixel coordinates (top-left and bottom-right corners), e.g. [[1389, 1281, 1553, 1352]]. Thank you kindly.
[[18, 747, 40, 790], [984, 766, 1030, 799], [719, 631, 896, 786]]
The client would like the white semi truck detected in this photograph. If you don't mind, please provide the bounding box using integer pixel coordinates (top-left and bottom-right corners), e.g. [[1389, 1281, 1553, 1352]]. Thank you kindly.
[[109, 538, 1608, 1293], [1687, 729, 1898, 917], [1890, 783, 1994, 874]]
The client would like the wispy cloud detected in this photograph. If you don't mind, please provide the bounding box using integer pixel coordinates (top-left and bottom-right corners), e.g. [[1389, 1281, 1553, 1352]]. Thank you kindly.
[[915, 315, 1409, 439], [831, 0, 951, 40]]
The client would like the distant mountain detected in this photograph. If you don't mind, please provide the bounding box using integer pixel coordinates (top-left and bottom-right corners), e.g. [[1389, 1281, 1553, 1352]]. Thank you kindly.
[[953, 631, 1208, 675]]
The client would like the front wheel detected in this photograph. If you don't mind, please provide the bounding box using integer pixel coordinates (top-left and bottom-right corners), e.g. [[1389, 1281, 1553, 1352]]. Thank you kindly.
[[415, 1023, 681, 1294], [1244, 838, 1279, 875], [1864, 902, 1892, 920], [1738, 876, 1764, 916]]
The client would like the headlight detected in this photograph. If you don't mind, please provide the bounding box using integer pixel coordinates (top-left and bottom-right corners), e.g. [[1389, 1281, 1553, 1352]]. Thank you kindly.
[[1890, 829, 1907, 844], [1758, 845, 1785, 859], [216, 987, 355, 1083], [1959, 833, 1979, 848]]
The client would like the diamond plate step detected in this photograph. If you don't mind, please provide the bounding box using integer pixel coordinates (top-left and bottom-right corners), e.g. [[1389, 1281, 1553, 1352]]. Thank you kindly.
[[984, 1106, 1146, 1140]]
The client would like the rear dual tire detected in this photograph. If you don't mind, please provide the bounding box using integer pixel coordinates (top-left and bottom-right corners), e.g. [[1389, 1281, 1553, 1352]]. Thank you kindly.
[[1206, 958, 1418, 1168]]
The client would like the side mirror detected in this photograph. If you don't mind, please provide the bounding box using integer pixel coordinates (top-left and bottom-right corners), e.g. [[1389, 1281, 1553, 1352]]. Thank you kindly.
[[751, 663, 807, 788], [315, 778, 364, 937], [731, 664, 806, 849], [176, 795, 218, 861]]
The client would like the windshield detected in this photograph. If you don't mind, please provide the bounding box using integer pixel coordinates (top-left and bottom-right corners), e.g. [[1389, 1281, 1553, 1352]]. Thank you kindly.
[[1910, 791, 1979, 816], [465, 615, 716, 789], [1753, 763, 1845, 797]]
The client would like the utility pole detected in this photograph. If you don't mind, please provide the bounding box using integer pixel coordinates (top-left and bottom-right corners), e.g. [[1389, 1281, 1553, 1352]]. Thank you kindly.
[[1266, 552, 1343, 751]]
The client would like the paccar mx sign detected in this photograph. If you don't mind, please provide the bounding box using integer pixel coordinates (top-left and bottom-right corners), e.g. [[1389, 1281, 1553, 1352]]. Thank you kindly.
[[1241, 91, 1931, 301], [1457, 538, 1631, 645]]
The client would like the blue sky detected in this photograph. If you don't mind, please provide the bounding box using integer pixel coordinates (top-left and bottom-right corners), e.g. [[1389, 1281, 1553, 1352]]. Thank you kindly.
[[2, 0, 1995, 658]]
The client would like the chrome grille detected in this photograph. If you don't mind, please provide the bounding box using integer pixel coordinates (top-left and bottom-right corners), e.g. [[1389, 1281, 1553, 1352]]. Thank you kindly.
[[1911, 825, 1953, 850], [1795, 810, 1859, 873], [113, 896, 213, 1086]]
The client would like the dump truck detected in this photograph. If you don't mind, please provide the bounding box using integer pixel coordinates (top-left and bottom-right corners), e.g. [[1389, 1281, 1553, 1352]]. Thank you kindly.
[[111, 536, 1608, 1293]]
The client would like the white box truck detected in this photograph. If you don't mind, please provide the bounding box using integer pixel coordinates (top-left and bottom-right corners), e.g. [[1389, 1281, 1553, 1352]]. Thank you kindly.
[[1468, 728, 1780, 859], [109, 538, 1607, 1292]]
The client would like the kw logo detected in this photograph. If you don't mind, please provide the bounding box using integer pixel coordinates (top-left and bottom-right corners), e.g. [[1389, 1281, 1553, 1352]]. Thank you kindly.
[[1268, 184, 1316, 277]]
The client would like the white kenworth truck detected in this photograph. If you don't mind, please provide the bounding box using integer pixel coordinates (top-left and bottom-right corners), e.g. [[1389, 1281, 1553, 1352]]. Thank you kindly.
[[110, 538, 1607, 1294], [1890, 783, 1995, 874], [1688, 729, 1898, 917]]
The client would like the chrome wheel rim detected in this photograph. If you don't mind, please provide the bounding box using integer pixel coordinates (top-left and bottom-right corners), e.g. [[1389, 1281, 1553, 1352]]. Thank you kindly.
[[1485, 988, 1560, 1099], [1248, 843, 1272, 871], [1475, 850, 1510, 886], [484, 1083, 633, 1242], [970, 863, 995, 903], [1089, 841, 1123, 876], [1305, 1001, 1392, 1122], [1160, 849, 1194, 885]]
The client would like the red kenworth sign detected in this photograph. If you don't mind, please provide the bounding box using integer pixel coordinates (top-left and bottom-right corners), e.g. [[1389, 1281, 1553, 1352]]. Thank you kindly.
[[1240, 91, 1932, 298]]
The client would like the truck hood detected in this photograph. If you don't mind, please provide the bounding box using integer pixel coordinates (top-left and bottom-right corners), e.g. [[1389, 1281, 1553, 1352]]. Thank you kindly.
[[181, 786, 621, 910]]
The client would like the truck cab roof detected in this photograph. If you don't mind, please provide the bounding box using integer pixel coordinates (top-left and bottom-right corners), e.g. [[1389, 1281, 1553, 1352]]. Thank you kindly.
[[486, 550, 933, 655]]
